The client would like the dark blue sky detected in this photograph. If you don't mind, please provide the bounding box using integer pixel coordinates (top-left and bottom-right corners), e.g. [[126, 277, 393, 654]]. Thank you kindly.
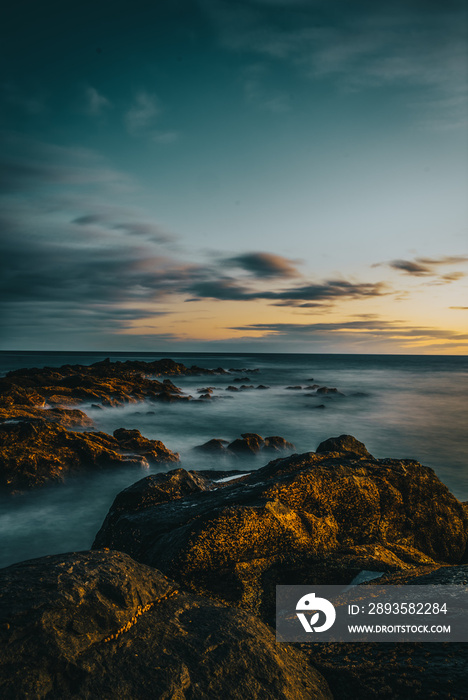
[[1, 1, 467, 352]]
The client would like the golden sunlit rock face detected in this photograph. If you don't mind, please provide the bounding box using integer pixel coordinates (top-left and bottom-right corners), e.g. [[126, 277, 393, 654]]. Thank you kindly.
[[93, 438, 468, 621]]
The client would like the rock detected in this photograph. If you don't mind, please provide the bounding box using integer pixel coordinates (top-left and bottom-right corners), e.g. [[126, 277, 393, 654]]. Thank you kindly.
[[0, 421, 178, 493], [228, 433, 265, 455], [306, 565, 468, 699], [239, 385, 255, 390], [256, 385, 270, 389], [226, 385, 239, 391], [197, 387, 215, 394], [263, 436, 295, 452], [316, 434, 373, 459], [285, 385, 303, 390], [316, 386, 344, 395], [195, 434, 295, 458], [198, 393, 212, 400], [0, 550, 331, 700], [0, 406, 93, 428], [0, 358, 230, 414], [93, 438, 468, 619], [112, 428, 179, 464], [233, 377, 250, 382], [194, 438, 230, 453]]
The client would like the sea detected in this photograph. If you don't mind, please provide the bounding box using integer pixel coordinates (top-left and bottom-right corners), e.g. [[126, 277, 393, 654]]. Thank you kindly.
[[0, 351, 467, 569]]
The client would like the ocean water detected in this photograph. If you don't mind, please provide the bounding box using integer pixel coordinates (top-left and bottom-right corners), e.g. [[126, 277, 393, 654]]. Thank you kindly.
[[0, 351, 467, 569]]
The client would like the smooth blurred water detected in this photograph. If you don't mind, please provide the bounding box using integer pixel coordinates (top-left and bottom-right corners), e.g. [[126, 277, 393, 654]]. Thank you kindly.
[[0, 352, 467, 569]]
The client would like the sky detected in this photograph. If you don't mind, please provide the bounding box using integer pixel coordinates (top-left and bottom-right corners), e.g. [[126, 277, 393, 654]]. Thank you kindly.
[[0, 0, 467, 354]]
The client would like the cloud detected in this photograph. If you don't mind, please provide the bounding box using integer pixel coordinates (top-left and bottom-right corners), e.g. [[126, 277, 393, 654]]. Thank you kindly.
[[0, 137, 132, 193], [379, 255, 468, 283], [125, 91, 160, 135], [388, 259, 432, 276], [224, 251, 299, 277], [201, 0, 467, 127], [229, 317, 468, 344], [187, 277, 386, 303], [85, 86, 112, 116]]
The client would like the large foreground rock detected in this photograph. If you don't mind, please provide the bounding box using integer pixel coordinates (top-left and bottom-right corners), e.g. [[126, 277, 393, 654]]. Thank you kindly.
[[0, 551, 330, 700], [93, 438, 468, 619]]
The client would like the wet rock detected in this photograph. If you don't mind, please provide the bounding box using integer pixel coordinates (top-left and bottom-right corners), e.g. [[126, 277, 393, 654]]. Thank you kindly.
[[239, 385, 255, 390], [0, 550, 331, 700], [316, 434, 373, 459], [226, 385, 239, 391], [316, 386, 344, 395], [198, 393, 212, 400], [194, 438, 230, 453], [197, 387, 215, 394], [93, 437, 467, 618], [256, 384, 270, 389], [263, 436, 295, 452], [0, 358, 229, 413], [286, 385, 303, 390], [0, 421, 178, 493]]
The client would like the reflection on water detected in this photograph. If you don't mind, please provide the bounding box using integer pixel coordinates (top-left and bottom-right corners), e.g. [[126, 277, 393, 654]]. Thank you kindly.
[[0, 353, 467, 569]]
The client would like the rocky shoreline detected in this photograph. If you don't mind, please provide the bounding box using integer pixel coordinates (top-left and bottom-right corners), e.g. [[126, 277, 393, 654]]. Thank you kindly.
[[0, 359, 467, 698]]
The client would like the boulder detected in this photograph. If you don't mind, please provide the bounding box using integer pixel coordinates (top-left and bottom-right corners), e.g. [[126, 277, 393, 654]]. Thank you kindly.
[[316, 434, 373, 459], [93, 438, 468, 619], [0, 550, 331, 700], [194, 438, 230, 453]]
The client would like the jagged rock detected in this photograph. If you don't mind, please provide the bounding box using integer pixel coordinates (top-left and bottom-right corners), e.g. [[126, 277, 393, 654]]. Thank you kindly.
[[0, 421, 178, 493], [194, 434, 295, 458], [0, 551, 331, 700], [263, 435, 295, 452], [93, 438, 468, 619], [316, 434, 373, 459], [226, 385, 239, 391], [0, 406, 93, 428], [0, 358, 228, 413], [228, 432, 265, 455]]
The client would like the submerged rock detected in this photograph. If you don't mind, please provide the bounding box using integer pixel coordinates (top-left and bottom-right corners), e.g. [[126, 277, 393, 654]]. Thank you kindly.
[[0, 550, 331, 700], [93, 437, 468, 619], [194, 438, 230, 453], [194, 433, 295, 457]]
